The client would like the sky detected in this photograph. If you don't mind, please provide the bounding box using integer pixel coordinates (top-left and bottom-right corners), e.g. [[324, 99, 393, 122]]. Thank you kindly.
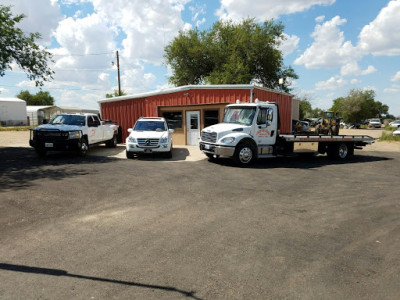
[[1, 0, 400, 116]]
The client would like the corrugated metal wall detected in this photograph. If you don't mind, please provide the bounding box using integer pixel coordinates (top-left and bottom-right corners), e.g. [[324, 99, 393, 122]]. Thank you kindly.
[[100, 86, 293, 141]]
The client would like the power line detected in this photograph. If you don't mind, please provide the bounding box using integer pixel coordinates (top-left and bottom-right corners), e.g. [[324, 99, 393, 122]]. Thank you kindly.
[[52, 52, 114, 57]]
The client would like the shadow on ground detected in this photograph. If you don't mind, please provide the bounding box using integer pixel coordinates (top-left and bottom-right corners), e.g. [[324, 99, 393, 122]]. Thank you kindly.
[[207, 152, 392, 169], [0, 147, 118, 191], [0, 263, 202, 300]]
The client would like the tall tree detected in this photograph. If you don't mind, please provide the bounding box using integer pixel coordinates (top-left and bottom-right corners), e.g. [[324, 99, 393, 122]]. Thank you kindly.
[[17, 90, 54, 105], [164, 18, 298, 92], [330, 89, 389, 123], [0, 5, 54, 86]]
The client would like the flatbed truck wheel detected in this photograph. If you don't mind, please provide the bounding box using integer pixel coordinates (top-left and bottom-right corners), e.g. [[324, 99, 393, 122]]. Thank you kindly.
[[234, 143, 255, 166], [328, 142, 353, 160]]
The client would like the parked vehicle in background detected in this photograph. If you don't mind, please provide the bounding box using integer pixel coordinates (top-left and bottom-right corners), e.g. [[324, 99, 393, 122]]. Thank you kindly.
[[393, 127, 400, 136], [29, 113, 120, 157], [368, 118, 381, 128], [389, 120, 400, 128], [126, 117, 174, 159], [293, 120, 309, 133]]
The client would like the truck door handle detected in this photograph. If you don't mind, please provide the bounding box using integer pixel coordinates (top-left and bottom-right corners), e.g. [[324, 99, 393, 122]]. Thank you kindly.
[[271, 130, 275, 137]]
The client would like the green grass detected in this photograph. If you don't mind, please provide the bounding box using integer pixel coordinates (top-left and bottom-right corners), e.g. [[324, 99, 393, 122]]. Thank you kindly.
[[379, 131, 400, 142], [0, 126, 33, 131]]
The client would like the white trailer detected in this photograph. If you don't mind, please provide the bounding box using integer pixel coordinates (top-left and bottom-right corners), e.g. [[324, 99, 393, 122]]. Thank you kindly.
[[0, 98, 27, 126]]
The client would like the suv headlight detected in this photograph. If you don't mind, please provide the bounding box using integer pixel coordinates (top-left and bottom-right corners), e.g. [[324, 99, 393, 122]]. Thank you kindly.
[[221, 137, 235, 144], [128, 136, 136, 143], [160, 137, 168, 144], [68, 131, 82, 139]]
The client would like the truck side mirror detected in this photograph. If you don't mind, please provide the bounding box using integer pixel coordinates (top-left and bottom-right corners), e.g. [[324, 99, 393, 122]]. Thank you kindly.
[[169, 129, 175, 134], [266, 120, 272, 127]]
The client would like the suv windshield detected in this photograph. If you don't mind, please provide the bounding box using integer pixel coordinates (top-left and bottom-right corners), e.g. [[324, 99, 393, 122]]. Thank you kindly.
[[134, 121, 166, 131], [49, 114, 85, 126], [223, 107, 256, 126]]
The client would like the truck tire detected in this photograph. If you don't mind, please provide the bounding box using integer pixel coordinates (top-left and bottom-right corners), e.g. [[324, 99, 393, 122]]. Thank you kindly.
[[163, 146, 173, 158], [106, 134, 118, 148], [78, 138, 88, 157], [35, 148, 47, 157], [234, 143, 255, 166], [126, 151, 134, 159], [327, 142, 352, 160]]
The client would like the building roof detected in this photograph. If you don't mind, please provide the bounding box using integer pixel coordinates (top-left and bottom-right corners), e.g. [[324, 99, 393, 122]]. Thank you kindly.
[[26, 105, 59, 113], [98, 84, 292, 104], [0, 97, 26, 103]]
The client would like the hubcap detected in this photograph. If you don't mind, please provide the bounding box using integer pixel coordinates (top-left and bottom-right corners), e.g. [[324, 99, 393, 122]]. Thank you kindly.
[[239, 147, 253, 163], [338, 144, 348, 158], [81, 142, 88, 152]]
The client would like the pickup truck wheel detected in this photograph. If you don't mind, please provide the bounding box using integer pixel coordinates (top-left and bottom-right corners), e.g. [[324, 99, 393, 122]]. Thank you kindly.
[[35, 148, 47, 157], [107, 134, 118, 148], [78, 138, 88, 157], [234, 143, 255, 166]]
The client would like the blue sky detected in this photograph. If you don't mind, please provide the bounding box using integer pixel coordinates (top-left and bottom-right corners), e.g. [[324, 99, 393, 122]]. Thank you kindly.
[[1, 0, 400, 116]]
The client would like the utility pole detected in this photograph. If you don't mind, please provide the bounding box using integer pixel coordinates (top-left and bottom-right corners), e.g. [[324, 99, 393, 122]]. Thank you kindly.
[[116, 50, 121, 96]]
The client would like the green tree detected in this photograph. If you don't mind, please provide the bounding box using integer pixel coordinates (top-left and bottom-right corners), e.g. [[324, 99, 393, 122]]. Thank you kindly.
[[330, 89, 389, 123], [0, 5, 54, 86], [105, 90, 127, 98], [17, 90, 54, 105], [164, 18, 298, 92]]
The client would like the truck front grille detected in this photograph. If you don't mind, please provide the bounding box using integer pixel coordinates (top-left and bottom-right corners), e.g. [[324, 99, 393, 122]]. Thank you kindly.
[[201, 131, 217, 143], [137, 138, 159, 147], [35, 130, 68, 141]]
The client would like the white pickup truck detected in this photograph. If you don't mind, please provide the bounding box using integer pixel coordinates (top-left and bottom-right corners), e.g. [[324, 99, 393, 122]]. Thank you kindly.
[[200, 101, 375, 166], [29, 113, 120, 156]]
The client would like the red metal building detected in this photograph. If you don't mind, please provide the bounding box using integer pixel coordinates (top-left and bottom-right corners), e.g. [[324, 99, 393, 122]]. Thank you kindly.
[[99, 84, 295, 145]]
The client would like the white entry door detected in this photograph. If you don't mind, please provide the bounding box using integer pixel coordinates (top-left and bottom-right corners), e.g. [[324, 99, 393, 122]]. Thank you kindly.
[[186, 111, 200, 145]]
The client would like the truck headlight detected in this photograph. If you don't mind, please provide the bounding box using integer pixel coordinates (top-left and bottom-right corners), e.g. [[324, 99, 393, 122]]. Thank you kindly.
[[221, 137, 235, 144], [68, 131, 82, 139], [160, 137, 168, 144], [128, 136, 136, 143]]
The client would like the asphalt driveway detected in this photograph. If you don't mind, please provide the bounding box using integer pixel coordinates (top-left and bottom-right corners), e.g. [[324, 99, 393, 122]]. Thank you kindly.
[[1, 144, 400, 299]]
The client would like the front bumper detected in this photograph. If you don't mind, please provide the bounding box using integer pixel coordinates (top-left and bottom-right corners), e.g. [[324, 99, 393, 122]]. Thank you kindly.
[[126, 143, 171, 153], [199, 142, 235, 157], [30, 138, 81, 151]]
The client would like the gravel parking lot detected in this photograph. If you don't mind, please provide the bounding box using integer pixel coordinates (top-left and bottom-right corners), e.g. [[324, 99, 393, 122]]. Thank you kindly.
[[1, 129, 400, 299]]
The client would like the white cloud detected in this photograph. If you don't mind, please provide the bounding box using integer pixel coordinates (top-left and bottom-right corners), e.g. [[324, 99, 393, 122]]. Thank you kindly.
[[391, 71, 400, 82], [358, 0, 400, 56], [351, 78, 361, 84], [216, 0, 335, 21], [279, 34, 300, 57], [315, 76, 347, 90], [3, 0, 62, 45], [294, 16, 361, 69], [315, 15, 325, 23], [88, 0, 187, 65], [340, 63, 377, 77]]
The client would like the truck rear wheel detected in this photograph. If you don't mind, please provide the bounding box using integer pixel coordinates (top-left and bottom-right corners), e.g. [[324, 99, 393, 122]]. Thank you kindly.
[[234, 143, 255, 166], [106, 134, 118, 148], [327, 142, 353, 160]]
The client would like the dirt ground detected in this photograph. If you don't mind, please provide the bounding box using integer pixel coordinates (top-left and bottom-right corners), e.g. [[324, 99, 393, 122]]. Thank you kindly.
[[1, 129, 399, 152]]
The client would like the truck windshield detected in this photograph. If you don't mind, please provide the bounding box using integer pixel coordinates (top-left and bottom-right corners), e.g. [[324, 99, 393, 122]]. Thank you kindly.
[[134, 121, 166, 131], [49, 114, 85, 126], [223, 107, 256, 126]]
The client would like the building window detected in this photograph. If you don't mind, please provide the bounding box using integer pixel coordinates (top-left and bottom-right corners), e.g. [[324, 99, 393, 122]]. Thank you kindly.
[[162, 111, 182, 130], [204, 110, 219, 127]]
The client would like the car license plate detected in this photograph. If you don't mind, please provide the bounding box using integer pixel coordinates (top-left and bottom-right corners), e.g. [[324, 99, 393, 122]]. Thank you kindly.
[[144, 149, 152, 153], [205, 144, 211, 150], [45, 143, 53, 148]]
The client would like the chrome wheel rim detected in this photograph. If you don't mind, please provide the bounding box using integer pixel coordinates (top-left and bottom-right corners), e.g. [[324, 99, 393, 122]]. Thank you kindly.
[[239, 147, 253, 164]]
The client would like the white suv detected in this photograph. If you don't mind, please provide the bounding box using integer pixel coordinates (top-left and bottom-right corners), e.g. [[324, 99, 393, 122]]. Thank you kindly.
[[126, 117, 174, 159]]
